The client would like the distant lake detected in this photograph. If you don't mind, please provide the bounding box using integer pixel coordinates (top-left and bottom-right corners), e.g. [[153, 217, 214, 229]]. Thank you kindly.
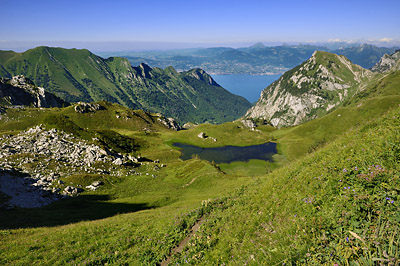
[[173, 142, 277, 164], [212, 74, 281, 103]]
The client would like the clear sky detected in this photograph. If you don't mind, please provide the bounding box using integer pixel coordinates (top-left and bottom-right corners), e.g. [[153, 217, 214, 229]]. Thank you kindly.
[[1, 0, 399, 51]]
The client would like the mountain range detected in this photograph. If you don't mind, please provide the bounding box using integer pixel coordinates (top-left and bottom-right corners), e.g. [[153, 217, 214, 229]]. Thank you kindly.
[[0, 47, 251, 124], [99, 43, 399, 75]]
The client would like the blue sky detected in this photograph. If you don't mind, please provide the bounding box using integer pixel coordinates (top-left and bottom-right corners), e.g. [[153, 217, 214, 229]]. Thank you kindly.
[[1, 0, 399, 51]]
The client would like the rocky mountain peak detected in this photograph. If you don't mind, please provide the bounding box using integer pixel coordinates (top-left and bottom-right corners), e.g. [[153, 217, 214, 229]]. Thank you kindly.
[[371, 50, 400, 73], [245, 51, 371, 128], [187, 68, 218, 86], [139, 63, 152, 78]]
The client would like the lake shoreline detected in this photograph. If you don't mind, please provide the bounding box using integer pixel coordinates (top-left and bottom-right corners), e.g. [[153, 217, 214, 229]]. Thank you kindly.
[[173, 142, 278, 164]]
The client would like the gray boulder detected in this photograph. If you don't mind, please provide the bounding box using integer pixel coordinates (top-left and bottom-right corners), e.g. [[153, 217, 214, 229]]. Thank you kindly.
[[74, 102, 105, 113], [197, 132, 207, 139]]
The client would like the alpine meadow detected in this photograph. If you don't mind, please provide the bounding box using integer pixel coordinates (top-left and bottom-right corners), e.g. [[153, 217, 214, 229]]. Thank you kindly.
[[1, 1, 400, 265]]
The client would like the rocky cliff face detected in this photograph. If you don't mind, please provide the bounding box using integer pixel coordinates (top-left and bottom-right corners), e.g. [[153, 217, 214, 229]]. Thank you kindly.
[[371, 50, 400, 73], [245, 51, 373, 127], [0, 75, 67, 108]]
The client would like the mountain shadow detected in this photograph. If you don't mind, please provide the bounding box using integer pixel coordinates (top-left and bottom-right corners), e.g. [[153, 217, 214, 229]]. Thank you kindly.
[[0, 194, 151, 229]]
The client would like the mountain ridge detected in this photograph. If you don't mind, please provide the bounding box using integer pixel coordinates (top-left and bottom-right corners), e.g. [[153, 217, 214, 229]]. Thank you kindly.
[[245, 51, 376, 127], [0, 47, 251, 124]]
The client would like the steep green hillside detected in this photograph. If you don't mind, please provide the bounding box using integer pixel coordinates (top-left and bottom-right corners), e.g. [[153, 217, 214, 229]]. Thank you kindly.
[[0, 47, 251, 124], [170, 104, 400, 265]]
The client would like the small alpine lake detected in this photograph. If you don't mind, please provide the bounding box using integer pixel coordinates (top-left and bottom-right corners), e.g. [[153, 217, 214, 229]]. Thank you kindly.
[[172, 142, 277, 164]]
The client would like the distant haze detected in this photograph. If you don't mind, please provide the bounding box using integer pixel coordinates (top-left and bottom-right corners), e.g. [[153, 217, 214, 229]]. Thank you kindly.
[[1, 0, 399, 52], [1, 40, 400, 54]]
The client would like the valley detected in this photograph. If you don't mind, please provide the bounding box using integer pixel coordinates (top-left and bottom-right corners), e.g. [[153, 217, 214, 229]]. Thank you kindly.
[[0, 48, 399, 265]]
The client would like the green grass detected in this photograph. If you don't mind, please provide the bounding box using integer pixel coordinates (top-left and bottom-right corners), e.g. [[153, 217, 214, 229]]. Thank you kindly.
[[164, 121, 274, 148], [0, 68, 399, 265], [274, 95, 400, 160], [165, 105, 400, 265], [0, 47, 251, 124]]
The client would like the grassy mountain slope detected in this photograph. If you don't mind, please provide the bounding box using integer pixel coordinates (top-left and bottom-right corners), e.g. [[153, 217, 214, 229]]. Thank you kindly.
[[172, 104, 400, 265], [0, 47, 251, 124], [1, 53, 399, 265], [0, 94, 398, 265]]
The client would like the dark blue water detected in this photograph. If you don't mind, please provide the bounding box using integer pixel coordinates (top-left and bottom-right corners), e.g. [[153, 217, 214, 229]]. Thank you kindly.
[[173, 142, 277, 164], [212, 74, 281, 103]]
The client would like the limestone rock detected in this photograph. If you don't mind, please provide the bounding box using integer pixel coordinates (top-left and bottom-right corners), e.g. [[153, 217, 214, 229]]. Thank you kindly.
[[241, 119, 256, 130], [245, 51, 373, 128], [113, 158, 123, 165], [197, 132, 207, 139], [74, 102, 105, 113], [85, 180, 104, 191], [0, 75, 67, 108], [63, 186, 83, 195], [371, 50, 400, 73], [157, 115, 182, 131]]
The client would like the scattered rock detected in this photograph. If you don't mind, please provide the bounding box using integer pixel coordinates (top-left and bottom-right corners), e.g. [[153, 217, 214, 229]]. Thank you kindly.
[[182, 122, 197, 130], [113, 158, 123, 166], [85, 180, 104, 191], [197, 132, 207, 139], [0, 170, 61, 208], [241, 119, 257, 130], [74, 102, 105, 113], [63, 186, 83, 196], [0, 125, 138, 207], [157, 115, 181, 131]]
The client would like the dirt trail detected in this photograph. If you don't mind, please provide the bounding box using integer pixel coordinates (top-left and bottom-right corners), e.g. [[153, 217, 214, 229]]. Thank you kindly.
[[182, 172, 215, 188], [161, 217, 205, 266]]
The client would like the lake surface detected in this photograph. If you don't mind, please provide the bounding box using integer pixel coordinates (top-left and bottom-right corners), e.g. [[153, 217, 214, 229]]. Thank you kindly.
[[212, 74, 281, 103], [173, 142, 277, 164]]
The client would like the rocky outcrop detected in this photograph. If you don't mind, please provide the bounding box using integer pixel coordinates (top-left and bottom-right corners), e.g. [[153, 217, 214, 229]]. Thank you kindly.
[[186, 68, 218, 86], [85, 181, 104, 191], [245, 51, 372, 128], [74, 102, 105, 113], [0, 75, 68, 108], [63, 186, 84, 196], [241, 119, 257, 130], [371, 50, 400, 73], [0, 125, 137, 208], [156, 114, 182, 131], [198, 132, 207, 139]]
